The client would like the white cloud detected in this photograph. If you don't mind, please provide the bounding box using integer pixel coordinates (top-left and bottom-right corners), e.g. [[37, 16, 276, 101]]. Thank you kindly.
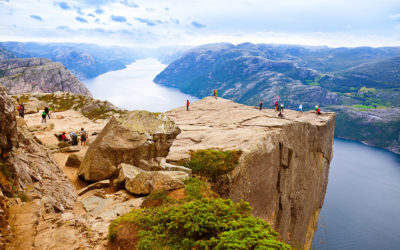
[[0, 0, 400, 47]]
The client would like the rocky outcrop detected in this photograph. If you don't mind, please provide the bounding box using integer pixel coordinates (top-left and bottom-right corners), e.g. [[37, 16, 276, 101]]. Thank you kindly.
[[115, 163, 189, 195], [0, 58, 92, 96], [78, 111, 181, 181], [0, 84, 76, 211], [166, 97, 335, 249]]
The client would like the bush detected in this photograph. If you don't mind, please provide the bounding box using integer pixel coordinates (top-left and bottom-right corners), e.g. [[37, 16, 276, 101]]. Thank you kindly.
[[185, 149, 241, 178], [109, 198, 291, 250]]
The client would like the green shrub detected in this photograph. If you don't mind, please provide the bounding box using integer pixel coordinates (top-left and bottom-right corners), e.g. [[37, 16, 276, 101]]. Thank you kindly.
[[184, 177, 207, 201], [185, 149, 241, 178], [109, 198, 290, 249]]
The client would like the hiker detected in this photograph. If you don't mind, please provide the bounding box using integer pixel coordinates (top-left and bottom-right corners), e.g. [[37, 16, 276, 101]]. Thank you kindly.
[[41, 110, 47, 123], [299, 104, 303, 112], [70, 131, 78, 146], [44, 106, 50, 119], [280, 104, 284, 112], [315, 105, 319, 114], [80, 128, 88, 146], [213, 89, 216, 97], [186, 99, 190, 111], [275, 101, 279, 111], [18, 103, 25, 118], [259, 100, 263, 111], [278, 109, 283, 118]]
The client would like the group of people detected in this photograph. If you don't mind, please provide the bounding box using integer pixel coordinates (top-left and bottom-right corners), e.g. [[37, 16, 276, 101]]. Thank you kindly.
[[57, 128, 88, 146]]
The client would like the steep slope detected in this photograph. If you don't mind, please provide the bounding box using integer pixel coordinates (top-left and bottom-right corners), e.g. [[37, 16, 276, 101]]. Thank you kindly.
[[166, 97, 336, 248], [0, 58, 92, 96]]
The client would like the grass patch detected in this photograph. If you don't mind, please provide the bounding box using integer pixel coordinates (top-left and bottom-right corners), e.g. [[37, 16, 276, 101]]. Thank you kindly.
[[109, 198, 290, 249], [352, 104, 375, 109], [184, 149, 242, 178]]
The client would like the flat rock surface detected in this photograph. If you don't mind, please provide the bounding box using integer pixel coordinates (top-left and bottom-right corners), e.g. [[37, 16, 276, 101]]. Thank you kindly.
[[166, 96, 334, 162]]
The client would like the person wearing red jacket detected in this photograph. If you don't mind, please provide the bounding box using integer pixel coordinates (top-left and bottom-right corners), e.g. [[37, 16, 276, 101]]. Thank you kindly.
[[186, 100, 190, 111]]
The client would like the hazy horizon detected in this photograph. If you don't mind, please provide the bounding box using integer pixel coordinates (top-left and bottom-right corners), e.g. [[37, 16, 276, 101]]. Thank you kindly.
[[1, 0, 399, 48]]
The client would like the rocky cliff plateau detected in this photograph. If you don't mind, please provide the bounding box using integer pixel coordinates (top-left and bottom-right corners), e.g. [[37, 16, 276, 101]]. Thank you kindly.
[[166, 97, 335, 248], [0, 58, 92, 96], [0, 89, 335, 249]]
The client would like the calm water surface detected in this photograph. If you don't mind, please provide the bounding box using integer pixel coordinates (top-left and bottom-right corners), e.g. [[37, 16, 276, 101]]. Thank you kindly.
[[312, 138, 400, 250], [84, 58, 198, 112]]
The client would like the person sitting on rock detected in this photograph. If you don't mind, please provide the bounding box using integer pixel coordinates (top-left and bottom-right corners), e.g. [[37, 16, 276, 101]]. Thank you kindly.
[[316, 107, 322, 115], [80, 128, 88, 146], [41, 110, 47, 123], [60, 132, 69, 142]]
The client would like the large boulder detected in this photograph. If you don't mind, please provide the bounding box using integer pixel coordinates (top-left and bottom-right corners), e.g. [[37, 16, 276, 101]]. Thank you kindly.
[[115, 164, 189, 195], [78, 111, 181, 181], [65, 153, 83, 167]]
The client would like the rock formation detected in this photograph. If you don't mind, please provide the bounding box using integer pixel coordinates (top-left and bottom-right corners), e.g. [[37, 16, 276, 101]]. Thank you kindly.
[[166, 97, 335, 249], [0, 58, 92, 96], [115, 163, 189, 195], [79, 110, 181, 181], [0, 84, 76, 212]]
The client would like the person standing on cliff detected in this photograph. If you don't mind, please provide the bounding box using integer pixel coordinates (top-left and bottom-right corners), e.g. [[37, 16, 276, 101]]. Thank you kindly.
[[80, 128, 88, 146], [215, 89, 218, 99], [275, 101, 279, 111], [44, 106, 50, 119], [41, 110, 47, 123], [280, 104, 284, 112], [19, 103, 25, 118], [186, 99, 190, 111], [299, 103, 303, 112], [259, 100, 263, 110]]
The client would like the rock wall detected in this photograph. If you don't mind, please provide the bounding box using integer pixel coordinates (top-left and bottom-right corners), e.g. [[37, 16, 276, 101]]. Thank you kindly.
[[0, 58, 92, 97], [166, 97, 335, 249], [0, 84, 76, 212]]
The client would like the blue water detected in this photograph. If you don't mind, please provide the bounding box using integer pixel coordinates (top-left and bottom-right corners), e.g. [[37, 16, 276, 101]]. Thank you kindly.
[[312, 138, 400, 250]]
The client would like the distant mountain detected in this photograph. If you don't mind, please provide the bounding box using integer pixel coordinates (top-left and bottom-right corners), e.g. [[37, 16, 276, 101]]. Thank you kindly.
[[0, 42, 192, 80], [154, 42, 400, 153], [0, 42, 138, 80], [0, 46, 16, 61], [0, 58, 91, 96]]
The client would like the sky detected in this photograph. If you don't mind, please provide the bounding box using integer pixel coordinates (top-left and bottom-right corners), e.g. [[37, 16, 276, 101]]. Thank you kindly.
[[1, 0, 400, 47]]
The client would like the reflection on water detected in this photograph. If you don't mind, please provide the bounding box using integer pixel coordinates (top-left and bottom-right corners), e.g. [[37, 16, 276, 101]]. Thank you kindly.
[[312, 138, 400, 250], [84, 58, 198, 112]]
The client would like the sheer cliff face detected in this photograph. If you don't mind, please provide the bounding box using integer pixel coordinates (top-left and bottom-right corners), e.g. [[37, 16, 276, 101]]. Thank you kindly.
[[0, 58, 92, 97], [166, 97, 335, 248]]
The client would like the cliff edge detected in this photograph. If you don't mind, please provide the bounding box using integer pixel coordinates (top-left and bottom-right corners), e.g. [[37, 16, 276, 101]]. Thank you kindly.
[[166, 97, 335, 248]]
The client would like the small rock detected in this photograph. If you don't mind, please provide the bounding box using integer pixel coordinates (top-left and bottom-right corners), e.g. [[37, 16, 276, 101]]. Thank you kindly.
[[77, 180, 110, 196], [65, 153, 83, 168], [56, 115, 64, 119], [165, 163, 192, 175]]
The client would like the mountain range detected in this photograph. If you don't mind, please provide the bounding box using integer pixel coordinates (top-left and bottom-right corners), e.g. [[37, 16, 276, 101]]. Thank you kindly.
[[154, 42, 400, 153]]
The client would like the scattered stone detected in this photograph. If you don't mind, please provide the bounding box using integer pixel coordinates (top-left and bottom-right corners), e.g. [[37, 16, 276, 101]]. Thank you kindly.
[[57, 141, 70, 148], [115, 164, 188, 195], [65, 153, 83, 168], [56, 115, 64, 119], [78, 110, 181, 181], [77, 180, 110, 196], [60, 145, 80, 153], [165, 163, 192, 175]]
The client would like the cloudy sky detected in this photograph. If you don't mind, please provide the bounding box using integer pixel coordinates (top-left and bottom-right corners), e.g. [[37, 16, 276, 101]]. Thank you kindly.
[[1, 0, 400, 47]]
